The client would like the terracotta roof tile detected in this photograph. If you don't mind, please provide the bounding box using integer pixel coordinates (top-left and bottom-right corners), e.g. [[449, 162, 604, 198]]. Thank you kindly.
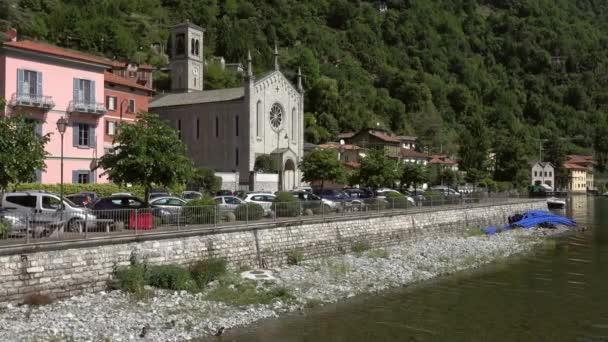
[[400, 149, 430, 159], [111, 61, 155, 70], [3, 40, 112, 66], [318, 142, 366, 151], [563, 163, 589, 170], [105, 72, 154, 92], [337, 132, 355, 139], [369, 130, 401, 143]]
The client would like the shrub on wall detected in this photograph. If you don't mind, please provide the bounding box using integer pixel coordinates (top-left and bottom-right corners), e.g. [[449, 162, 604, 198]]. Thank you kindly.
[[146, 265, 196, 291], [184, 196, 218, 224], [386, 192, 412, 209], [11, 183, 185, 200], [234, 203, 265, 221], [190, 258, 227, 288], [271, 192, 300, 217]]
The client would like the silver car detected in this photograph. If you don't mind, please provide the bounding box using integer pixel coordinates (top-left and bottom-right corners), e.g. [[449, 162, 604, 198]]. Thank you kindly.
[[243, 193, 276, 215], [149, 196, 187, 223], [213, 196, 244, 212], [1, 191, 97, 233]]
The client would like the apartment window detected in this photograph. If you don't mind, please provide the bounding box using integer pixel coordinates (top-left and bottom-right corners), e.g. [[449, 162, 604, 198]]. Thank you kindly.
[[18, 69, 40, 96], [128, 71, 136, 78], [549, 172, 552, 177], [215, 117, 219, 138], [196, 119, 200, 139], [106, 96, 117, 111], [534, 171, 537, 177], [236, 147, 239, 166], [72, 170, 94, 184], [73, 78, 94, 103], [127, 99, 135, 113], [235, 116, 239, 137], [178, 119, 182, 139], [73, 123, 95, 148], [106, 121, 116, 136], [544, 171, 547, 177]]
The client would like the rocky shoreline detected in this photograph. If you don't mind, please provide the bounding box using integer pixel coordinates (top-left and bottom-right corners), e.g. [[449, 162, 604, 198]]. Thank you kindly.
[[0, 226, 570, 342]]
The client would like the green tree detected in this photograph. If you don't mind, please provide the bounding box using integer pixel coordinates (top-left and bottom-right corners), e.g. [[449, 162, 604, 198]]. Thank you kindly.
[[254, 155, 278, 173], [355, 149, 399, 189], [0, 110, 50, 192], [400, 163, 429, 191], [299, 149, 345, 189], [543, 135, 567, 189], [97, 113, 193, 203], [191, 167, 222, 194], [458, 113, 490, 185]]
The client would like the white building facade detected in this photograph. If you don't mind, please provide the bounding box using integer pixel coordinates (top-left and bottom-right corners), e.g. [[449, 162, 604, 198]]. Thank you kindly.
[[150, 23, 304, 191], [531, 162, 555, 188]]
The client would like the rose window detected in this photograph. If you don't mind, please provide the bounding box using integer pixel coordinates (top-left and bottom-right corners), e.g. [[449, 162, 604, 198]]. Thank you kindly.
[[269, 103, 284, 130]]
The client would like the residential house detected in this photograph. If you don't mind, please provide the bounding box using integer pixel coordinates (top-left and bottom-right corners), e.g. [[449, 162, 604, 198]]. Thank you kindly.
[[397, 135, 417, 150], [429, 155, 459, 171], [109, 61, 154, 89], [400, 148, 430, 165], [564, 155, 595, 192], [103, 71, 154, 153], [0, 34, 110, 184], [317, 142, 367, 166], [530, 162, 554, 188], [338, 128, 401, 158]]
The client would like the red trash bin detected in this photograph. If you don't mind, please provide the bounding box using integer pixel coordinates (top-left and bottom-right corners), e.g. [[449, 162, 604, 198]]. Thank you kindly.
[[129, 212, 153, 230]]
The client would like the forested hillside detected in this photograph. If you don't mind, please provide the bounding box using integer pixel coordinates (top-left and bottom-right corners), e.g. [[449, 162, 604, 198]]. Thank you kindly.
[[3, 0, 608, 184]]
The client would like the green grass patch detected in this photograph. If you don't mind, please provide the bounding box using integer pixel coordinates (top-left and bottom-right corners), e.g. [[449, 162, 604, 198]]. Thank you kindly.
[[146, 265, 196, 291], [207, 275, 294, 306], [190, 258, 227, 288], [364, 249, 390, 259], [465, 227, 485, 237], [351, 241, 371, 255]]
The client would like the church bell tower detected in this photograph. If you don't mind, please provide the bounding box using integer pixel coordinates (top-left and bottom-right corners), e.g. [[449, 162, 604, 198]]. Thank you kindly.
[[169, 21, 204, 92]]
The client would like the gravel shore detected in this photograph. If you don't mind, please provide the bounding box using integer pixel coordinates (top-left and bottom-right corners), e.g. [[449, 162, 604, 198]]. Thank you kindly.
[[0, 226, 570, 342]]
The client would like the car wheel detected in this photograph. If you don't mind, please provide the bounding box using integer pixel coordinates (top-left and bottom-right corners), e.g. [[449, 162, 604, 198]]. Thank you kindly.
[[67, 218, 83, 233]]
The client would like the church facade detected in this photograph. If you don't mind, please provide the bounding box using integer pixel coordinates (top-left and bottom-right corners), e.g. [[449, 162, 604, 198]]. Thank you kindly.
[[150, 22, 304, 191]]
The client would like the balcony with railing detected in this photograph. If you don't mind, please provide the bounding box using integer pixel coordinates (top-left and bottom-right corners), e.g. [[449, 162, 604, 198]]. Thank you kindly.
[[67, 100, 106, 116], [9, 93, 55, 110]]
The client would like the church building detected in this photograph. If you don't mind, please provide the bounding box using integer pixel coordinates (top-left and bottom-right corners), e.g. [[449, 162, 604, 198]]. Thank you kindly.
[[150, 22, 304, 191]]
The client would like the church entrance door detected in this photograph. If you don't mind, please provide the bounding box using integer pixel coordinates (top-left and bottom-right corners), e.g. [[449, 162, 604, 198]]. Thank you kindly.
[[284, 159, 296, 191]]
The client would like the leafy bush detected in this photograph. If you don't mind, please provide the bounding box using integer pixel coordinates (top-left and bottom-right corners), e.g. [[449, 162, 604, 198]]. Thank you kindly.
[[190, 258, 228, 288], [271, 192, 300, 217], [0, 218, 12, 238], [423, 191, 443, 200], [146, 265, 196, 291], [286, 249, 304, 265], [184, 196, 218, 224], [351, 240, 371, 254], [10, 183, 184, 199], [385, 192, 412, 209], [234, 202, 265, 221], [113, 264, 147, 295], [363, 198, 387, 211], [496, 182, 514, 193]]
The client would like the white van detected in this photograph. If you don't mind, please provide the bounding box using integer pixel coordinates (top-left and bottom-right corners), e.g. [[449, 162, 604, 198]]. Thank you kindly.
[[1, 191, 97, 232]]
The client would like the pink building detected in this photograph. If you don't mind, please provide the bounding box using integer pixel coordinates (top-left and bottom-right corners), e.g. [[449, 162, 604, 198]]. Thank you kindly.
[[0, 36, 111, 184]]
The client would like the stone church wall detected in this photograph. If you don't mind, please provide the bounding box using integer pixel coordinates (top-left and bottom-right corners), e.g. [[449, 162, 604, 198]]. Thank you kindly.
[[0, 200, 546, 304]]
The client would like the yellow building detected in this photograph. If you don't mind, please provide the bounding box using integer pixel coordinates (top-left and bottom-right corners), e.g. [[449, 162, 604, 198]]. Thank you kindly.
[[564, 155, 596, 192]]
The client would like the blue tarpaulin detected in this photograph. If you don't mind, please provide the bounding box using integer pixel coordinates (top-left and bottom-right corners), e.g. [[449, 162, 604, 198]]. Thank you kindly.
[[509, 210, 576, 229]]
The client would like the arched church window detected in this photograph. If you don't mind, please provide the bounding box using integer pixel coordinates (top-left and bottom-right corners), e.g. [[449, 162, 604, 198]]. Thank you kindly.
[[175, 34, 185, 55], [291, 107, 296, 143], [195, 40, 200, 56], [269, 103, 284, 130], [190, 38, 195, 54], [256, 101, 262, 137]]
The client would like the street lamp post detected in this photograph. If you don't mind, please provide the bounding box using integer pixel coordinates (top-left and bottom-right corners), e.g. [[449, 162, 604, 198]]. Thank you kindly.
[[56, 117, 68, 214], [276, 128, 289, 191]]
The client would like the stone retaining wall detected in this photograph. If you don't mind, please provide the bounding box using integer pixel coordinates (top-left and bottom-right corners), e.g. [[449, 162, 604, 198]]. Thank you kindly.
[[0, 200, 546, 304]]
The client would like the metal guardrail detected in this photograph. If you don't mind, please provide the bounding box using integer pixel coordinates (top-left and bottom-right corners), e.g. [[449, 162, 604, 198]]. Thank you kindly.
[[0, 194, 536, 248], [9, 93, 55, 109], [67, 100, 106, 115]]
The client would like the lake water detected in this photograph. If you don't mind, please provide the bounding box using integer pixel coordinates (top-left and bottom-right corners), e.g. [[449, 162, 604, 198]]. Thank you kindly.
[[222, 195, 608, 342]]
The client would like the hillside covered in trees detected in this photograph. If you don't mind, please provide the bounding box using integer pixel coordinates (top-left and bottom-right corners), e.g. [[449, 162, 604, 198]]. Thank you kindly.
[[3, 0, 608, 185]]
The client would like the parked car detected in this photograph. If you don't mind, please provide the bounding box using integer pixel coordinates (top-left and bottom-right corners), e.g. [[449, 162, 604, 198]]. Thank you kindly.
[[66, 192, 97, 207], [312, 188, 352, 210], [149, 196, 187, 223], [242, 193, 276, 215], [182, 191, 203, 201], [90, 195, 169, 229], [215, 190, 234, 196], [0, 207, 27, 236], [149, 189, 172, 200], [290, 190, 338, 212], [430, 186, 461, 197], [375, 188, 416, 206], [1, 190, 97, 233], [111, 192, 134, 197], [213, 196, 244, 212]]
